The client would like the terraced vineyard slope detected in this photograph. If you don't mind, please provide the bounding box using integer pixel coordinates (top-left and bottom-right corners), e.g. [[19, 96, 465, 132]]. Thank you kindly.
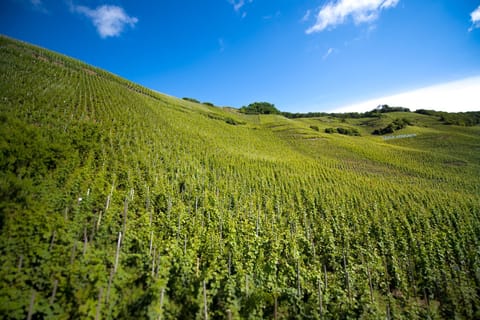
[[1, 35, 480, 319]]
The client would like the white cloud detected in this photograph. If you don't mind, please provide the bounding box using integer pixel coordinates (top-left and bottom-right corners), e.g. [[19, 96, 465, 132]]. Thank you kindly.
[[73, 5, 138, 38], [469, 5, 480, 31], [306, 0, 399, 34], [329, 76, 480, 113]]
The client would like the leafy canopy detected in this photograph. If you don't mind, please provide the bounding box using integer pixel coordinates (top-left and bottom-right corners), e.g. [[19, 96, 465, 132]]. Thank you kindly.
[[239, 102, 280, 115]]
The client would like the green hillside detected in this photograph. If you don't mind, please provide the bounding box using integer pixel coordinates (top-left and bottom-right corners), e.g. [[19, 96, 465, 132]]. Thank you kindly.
[[1, 35, 480, 319]]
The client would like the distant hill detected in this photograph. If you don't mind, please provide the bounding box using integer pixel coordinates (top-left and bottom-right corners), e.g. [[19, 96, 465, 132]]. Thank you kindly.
[[1, 35, 480, 319]]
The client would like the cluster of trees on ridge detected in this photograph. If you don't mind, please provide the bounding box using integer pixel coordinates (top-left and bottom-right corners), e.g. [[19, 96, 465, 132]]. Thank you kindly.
[[239, 102, 480, 127], [280, 105, 410, 119], [239, 102, 281, 115]]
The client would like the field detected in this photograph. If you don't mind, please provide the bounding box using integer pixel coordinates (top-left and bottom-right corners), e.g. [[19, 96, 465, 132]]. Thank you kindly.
[[1, 35, 480, 319]]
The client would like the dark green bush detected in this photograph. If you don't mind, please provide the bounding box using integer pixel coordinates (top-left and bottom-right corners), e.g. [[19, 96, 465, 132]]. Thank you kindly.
[[372, 118, 411, 135], [325, 127, 360, 136], [183, 97, 200, 103]]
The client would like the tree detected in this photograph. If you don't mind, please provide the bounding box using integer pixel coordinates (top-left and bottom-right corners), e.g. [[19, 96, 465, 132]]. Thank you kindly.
[[239, 102, 280, 115]]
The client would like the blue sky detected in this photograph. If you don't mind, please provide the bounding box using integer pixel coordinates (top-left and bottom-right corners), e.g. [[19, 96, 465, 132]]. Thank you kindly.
[[1, 0, 480, 112]]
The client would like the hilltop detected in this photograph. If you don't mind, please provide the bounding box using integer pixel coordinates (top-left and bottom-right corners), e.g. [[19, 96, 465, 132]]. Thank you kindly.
[[1, 35, 480, 319]]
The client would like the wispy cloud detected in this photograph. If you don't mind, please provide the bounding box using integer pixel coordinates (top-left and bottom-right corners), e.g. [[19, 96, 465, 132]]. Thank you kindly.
[[301, 9, 311, 22], [229, 0, 253, 12], [322, 47, 335, 60], [306, 0, 399, 34], [330, 76, 480, 113], [229, 0, 245, 12], [72, 4, 138, 38], [469, 5, 480, 32], [228, 0, 253, 17], [30, 0, 48, 13], [218, 38, 225, 52]]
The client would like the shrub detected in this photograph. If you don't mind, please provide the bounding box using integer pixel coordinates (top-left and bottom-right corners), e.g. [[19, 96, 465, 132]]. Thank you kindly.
[[372, 118, 411, 135], [183, 97, 200, 103], [225, 118, 239, 125], [325, 127, 360, 136]]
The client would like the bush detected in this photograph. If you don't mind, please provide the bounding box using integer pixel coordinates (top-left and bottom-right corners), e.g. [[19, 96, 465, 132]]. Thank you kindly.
[[310, 125, 319, 131], [372, 118, 411, 135], [325, 127, 360, 136], [183, 97, 200, 103], [226, 117, 242, 125]]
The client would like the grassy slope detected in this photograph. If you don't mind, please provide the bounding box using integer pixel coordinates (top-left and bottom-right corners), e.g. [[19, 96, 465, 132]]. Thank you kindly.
[[1, 35, 480, 319]]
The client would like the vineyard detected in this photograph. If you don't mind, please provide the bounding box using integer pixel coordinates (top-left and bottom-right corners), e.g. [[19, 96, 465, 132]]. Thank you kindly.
[[1, 35, 480, 319]]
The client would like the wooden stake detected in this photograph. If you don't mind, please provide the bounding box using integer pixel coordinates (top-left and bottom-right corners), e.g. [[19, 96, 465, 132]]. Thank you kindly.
[[96, 210, 103, 231], [149, 231, 154, 256], [323, 264, 328, 291], [70, 241, 77, 264], [106, 269, 114, 304], [114, 232, 122, 273], [17, 255, 23, 272], [50, 279, 58, 305], [367, 264, 374, 303], [151, 246, 156, 277], [228, 252, 231, 276], [343, 253, 351, 303], [95, 287, 103, 320], [105, 195, 110, 212], [318, 278, 323, 319], [297, 259, 301, 297], [83, 227, 88, 256], [49, 231, 56, 251], [158, 287, 165, 320], [203, 280, 208, 320], [274, 295, 278, 320], [149, 208, 152, 228], [196, 257, 200, 278], [27, 291, 35, 320], [386, 301, 391, 320], [184, 236, 187, 255], [122, 198, 128, 236]]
